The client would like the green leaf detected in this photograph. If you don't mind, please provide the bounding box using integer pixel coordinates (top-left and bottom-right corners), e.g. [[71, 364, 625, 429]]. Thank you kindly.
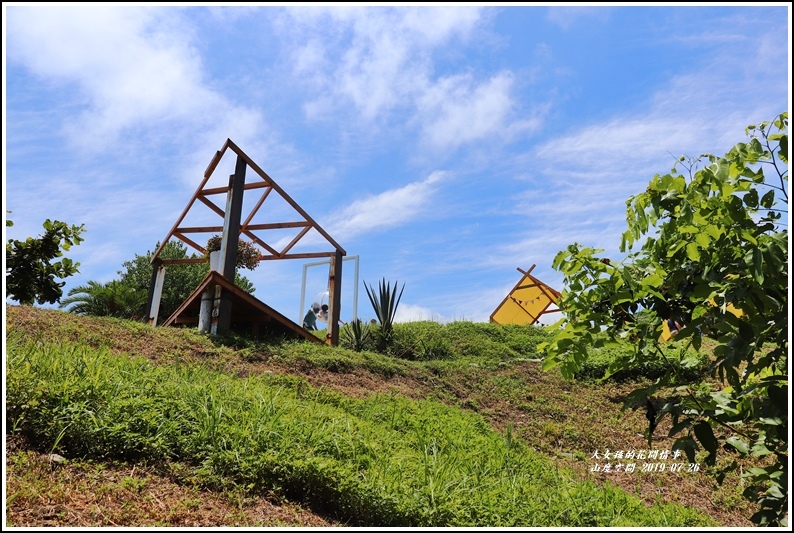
[[741, 230, 758, 245], [541, 356, 559, 372], [752, 248, 764, 284], [743, 189, 759, 208], [750, 442, 773, 456], [760, 190, 776, 208], [665, 240, 686, 257], [695, 232, 710, 248], [686, 242, 700, 261], [766, 486, 785, 499], [746, 466, 771, 477], [672, 436, 698, 463], [704, 224, 723, 239], [693, 421, 718, 454], [726, 436, 749, 454], [641, 273, 664, 288]]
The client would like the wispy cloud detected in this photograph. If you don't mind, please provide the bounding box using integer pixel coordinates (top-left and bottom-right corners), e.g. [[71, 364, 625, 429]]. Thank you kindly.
[[546, 6, 611, 30], [276, 6, 541, 153], [6, 5, 269, 167], [329, 171, 448, 241], [8, 8, 203, 143], [415, 72, 542, 151], [280, 6, 484, 117]]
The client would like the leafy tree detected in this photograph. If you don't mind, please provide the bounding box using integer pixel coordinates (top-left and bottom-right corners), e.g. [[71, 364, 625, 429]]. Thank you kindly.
[[6, 218, 86, 305], [59, 280, 147, 319], [541, 112, 788, 526], [117, 241, 255, 324]]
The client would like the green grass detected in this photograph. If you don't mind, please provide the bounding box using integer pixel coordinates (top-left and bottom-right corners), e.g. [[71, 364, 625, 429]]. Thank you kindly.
[[6, 322, 714, 527]]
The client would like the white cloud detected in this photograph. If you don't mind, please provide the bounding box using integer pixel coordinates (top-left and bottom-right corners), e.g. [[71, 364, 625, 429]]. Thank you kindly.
[[494, 25, 789, 298], [8, 8, 200, 140], [278, 6, 541, 152], [546, 7, 611, 31], [417, 72, 526, 150], [6, 6, 267, 159], [329, 170, 448, 240], [394, 303, 441, 323]]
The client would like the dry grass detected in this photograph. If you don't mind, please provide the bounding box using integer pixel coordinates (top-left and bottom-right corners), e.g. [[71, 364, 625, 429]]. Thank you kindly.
[[5, 436, 337, 527]]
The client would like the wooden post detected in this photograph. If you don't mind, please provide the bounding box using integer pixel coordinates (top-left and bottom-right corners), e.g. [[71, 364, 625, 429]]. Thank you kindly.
[[215, 154, 247, 334], [326, 250, 343, 346], [145, 259, 165, 326]]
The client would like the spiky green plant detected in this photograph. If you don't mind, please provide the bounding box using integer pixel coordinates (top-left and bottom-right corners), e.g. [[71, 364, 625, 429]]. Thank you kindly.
[[364, 278, 405, 349], [341, 318, 373, 352]]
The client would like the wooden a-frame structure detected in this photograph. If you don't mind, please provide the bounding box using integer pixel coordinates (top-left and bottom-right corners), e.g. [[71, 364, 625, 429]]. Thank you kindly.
[[490, 264, 561, 326], [144, 139, 346, 346]]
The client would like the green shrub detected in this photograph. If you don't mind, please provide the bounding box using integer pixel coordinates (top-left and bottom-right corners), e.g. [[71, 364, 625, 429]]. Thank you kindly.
[[389, 321, 551, 363], [574, 344, 711, 382]]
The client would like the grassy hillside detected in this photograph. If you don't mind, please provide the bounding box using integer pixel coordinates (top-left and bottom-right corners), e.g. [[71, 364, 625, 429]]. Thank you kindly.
[[5, 304, 754, 527]]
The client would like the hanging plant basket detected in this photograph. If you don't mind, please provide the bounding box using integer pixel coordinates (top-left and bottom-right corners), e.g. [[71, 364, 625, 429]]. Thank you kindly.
[[205, 235, 261, 271]]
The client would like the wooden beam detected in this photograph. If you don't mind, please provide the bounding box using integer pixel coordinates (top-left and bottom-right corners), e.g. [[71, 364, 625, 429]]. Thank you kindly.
[[242, 186, 273, 227], [197, 196, 226, 218], [176, 226, 225, 233], [241, 229, 280, 257], [279, 226, 312, 257], [173, 233, 206, 254], [200, 181, 270, 196], [152, 177, 211, 261], [244, 221, 310, 231], [204, 145, 227, 179], [152, 144, 232, 262], [257, 251, 337, 260], [326, 250, 343, 346], [160, 258, 209, 265], [217, 155, 247, 334]]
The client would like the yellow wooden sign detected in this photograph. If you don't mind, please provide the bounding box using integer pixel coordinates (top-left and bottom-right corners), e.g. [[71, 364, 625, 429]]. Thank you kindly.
[[490, 265, 561, 325]]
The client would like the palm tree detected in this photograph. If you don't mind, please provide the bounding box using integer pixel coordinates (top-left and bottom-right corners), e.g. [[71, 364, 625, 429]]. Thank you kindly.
[[59, 280, 147, 320]]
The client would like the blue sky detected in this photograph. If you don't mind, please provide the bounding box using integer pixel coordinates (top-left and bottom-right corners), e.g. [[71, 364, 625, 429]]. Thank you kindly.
[[3, 4, 791, 326]]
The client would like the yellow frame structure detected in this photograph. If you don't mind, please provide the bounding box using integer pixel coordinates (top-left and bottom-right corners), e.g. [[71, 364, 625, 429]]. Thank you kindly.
[[490, 265, 561, 326]]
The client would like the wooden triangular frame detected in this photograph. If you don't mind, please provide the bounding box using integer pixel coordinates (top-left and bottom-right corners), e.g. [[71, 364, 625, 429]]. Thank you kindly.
[[152, 138, 345, 264], [162, 270, 324, 344], [146, 139, 346, 346]]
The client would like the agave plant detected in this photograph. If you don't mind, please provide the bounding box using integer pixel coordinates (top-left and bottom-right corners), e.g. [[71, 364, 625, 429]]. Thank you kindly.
[[364, 278, 405, 348], [341, 318, 373, 352]]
